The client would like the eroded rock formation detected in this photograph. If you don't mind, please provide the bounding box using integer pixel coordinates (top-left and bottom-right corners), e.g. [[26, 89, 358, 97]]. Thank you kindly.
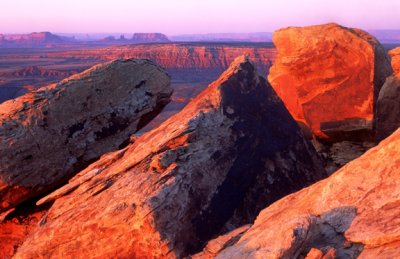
[[0, 32, 66, 47], [204, 128, 400, 258], [131, 33, 170, 43], [47, 43, 276, 76], [268, 23, 392, 140], [14, 56, 326, 258], [0, 59, 172, 213], [5, 66, 76, 78]]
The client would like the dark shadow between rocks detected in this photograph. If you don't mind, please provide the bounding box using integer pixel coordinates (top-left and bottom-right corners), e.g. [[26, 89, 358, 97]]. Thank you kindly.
[[297, 206, 364, 259]]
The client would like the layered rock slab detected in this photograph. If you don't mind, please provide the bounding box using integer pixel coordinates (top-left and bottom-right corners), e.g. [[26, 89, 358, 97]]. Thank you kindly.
[[15, 56, 326, 258], [210, 128, 400, 258], [0, 59, 172, 212], [268, 23, 392, 140]]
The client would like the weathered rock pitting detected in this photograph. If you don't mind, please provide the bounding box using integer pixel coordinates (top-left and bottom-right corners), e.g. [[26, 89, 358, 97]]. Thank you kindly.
[[14, 56, 326, 258], [0, 58, 172, 212], [268, 23, 392, 140], [205, 128, 400, 258]]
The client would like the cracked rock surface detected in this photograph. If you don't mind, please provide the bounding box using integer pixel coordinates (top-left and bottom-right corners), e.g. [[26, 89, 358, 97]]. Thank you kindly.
[[0, 58, 172, 213]]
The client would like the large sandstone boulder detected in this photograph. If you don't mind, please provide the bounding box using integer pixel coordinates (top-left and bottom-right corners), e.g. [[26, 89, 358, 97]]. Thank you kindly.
[[375, 47, 400, 140], [0, 59, 172, 212], [268, 23, 392, 140], [14, 56, 326, 258], [202, 128, 400, 258]]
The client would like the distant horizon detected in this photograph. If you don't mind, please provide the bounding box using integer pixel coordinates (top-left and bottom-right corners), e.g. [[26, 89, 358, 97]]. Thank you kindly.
[[1, 0, 400, 34], [2, 28, 400, 37]]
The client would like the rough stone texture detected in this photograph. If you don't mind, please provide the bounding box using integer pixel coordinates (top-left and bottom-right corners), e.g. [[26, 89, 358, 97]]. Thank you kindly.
[[0, 58, 172, 212], [211, 128, 400, 258], [390, 47, 400, 75], [375, 47, 400, 141], [15, 56, 326, 258], [312, 140, 375, 174], [268, 23, 392, 140], [305, 248, 324, 259], [192, 225, 251, 259], [0, 204, 49, 259]]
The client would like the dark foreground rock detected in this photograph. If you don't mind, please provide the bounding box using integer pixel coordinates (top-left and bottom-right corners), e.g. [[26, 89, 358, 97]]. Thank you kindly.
[[268, 23, 392, 141], [376, 75, 400, 141], [0, 59, 172, 213], [201, 128, 400, 258], [375, 47, 400, 141], [14, 56, 326, 258]]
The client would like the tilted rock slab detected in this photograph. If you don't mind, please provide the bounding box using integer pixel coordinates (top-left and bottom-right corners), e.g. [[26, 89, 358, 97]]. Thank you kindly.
[[268, 23, 392, 140], [208, 128, 400, 258], [15, 56, 326, 258], [0, 59, 172, 212]]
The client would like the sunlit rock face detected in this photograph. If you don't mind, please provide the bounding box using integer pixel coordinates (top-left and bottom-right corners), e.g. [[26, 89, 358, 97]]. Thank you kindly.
[[268, 23, 392, 141], [0, 59, 172, 213], [50, 43, 276, 76], [376, 47, 400, 140], [200, 128, 400, 258], [390, 47, 400, 75], [14, 56, 326, 258], [0, 203, 50, 259]]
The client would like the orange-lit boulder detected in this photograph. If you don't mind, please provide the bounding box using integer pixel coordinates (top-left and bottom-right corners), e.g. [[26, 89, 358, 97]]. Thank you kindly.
[[390, 47, 400, 75], [0, 59, 172, 213], [14, 56, 326, 258], [207, 128, 400, 258], [268, 23, 392, 140]]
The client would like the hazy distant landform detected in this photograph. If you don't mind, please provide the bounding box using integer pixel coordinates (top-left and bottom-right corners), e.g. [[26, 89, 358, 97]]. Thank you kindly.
[[1, 29, 400, 49]]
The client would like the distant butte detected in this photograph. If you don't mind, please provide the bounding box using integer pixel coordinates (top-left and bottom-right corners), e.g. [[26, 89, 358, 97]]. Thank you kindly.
[[0, 32, 68, 47]]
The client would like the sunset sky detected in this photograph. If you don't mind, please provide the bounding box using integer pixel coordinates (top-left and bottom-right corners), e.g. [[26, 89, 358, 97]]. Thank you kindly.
[[1, 0, 399, 34]]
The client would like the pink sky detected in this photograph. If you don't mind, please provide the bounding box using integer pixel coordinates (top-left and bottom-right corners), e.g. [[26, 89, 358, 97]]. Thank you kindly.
[[1, 0, 399, 34]]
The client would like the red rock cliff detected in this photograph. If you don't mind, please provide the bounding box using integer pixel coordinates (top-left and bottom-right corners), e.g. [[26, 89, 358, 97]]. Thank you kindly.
[[47, 43, 276, 74]]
